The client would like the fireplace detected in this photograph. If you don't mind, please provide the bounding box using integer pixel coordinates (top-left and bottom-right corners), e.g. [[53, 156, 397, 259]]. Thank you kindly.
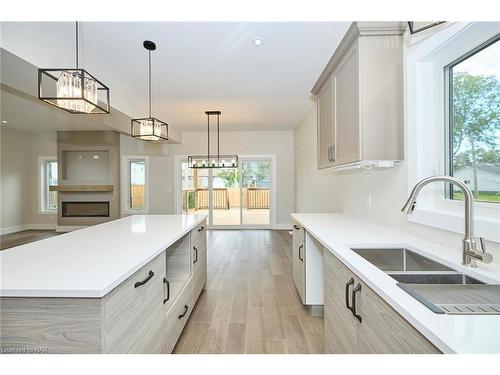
[[62, 202, 110, 217]]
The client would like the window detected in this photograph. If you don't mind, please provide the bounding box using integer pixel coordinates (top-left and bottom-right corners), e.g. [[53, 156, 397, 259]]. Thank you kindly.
[[39, 157, 58, 213], [130, 160, 146, 210], [122, 156, 149, 214], [446, 35, 500, 204], [406, 23, 500, 243]]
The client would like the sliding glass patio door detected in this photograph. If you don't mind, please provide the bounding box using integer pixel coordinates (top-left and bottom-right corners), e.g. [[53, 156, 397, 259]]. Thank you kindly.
[[241, 160, 271, 225], [180, 157, 272, 227]]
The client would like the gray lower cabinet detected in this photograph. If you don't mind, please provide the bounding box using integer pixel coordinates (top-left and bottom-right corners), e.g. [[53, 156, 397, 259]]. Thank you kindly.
[[0, 221, 207, 354], [324, 250, 441, 354]]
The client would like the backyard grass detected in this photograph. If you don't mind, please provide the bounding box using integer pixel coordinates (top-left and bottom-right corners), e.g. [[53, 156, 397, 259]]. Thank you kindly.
[[453, 191, 500, 203]]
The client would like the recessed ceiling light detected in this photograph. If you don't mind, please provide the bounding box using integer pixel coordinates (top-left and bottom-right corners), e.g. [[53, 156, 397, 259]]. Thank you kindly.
[[252, 37, 264, 47], [1, 120, 7, 124]]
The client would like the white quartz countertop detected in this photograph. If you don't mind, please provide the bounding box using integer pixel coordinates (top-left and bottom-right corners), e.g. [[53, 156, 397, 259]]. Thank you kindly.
[[0, 214, 206, 298], [291, 213, 500, 354]]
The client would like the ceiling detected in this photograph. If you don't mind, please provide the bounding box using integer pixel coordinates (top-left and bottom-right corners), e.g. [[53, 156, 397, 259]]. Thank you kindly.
[[0, 22, 350, 132]]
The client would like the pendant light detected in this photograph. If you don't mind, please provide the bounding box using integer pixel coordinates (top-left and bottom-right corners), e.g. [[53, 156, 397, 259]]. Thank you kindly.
[[188, 111, 238, 168], [38, 22, 110, 114], [130, 40, 168, 141]]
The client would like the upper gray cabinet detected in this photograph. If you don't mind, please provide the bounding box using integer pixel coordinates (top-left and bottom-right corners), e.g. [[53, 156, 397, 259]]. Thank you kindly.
[[312, 22, 405, 171]]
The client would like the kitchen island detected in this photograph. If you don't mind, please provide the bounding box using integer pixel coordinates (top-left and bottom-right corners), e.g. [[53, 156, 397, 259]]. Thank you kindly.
[[0, 214, 207, 353]]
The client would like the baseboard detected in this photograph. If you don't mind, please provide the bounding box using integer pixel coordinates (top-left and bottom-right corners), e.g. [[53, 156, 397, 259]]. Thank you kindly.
[[0, 223, 57, 236], [55, 225, 87, 233]]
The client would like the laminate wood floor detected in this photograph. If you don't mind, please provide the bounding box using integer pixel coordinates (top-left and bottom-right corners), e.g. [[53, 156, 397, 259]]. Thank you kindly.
[[0, 230, 61, 250], [174, 230, 324, 354]]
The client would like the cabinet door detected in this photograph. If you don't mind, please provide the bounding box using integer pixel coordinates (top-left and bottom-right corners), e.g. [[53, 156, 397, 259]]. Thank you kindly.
[[323, 251, 357, 353], [317, 74, 335, 169], [292, 233, 305, 303], [333, 42, 360, 166], [356, 279, 440, 354], [192, 234, 207, 301]]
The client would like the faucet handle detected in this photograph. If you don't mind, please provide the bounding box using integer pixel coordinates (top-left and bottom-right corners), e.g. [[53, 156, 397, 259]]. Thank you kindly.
[[478, 237, 493, 264], [479, 237, 487, 252]]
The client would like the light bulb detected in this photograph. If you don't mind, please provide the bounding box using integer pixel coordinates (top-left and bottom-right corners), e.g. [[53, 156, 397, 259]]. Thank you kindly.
[[56, 71, 98, 113]]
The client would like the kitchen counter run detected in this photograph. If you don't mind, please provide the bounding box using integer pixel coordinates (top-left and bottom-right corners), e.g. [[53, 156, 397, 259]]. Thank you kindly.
[[292, 213, 500, 354]]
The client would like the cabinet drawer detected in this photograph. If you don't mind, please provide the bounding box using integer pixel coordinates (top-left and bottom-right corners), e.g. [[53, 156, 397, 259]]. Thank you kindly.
[[191, 220, 207, 244], [102, 251, 166, 353], [165, 285, 194, 353]]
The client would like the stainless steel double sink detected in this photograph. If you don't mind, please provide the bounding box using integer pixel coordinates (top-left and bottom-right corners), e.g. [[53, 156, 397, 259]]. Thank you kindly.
[[351, 247, 500, 315]]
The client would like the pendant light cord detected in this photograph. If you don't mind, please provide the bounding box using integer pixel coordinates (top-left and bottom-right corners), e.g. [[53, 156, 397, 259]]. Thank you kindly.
[[75, 21, 79, 69], [148, 49, 152, 118], [207, 113, 210, 160], [217, 113, 220, 159]]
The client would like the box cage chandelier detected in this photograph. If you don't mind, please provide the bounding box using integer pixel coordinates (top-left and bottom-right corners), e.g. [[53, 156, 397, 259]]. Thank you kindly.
[[188, 111, 238, 169], [130, 40, 169, 141], [38, 21, 110, 114]]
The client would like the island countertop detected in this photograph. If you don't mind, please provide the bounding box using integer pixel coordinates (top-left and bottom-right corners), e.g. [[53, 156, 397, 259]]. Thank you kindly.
[[292, 213, 500, 354], [0, 214, 206, 298]]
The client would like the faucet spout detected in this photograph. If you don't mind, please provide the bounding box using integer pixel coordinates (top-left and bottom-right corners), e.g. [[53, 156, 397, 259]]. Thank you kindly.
[[401, 175, 492, 267]]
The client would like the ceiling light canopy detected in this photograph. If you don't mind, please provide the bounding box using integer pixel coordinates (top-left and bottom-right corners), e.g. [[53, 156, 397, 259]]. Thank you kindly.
[[38, 22, 110, 114], [188, 111, 238, 169], [131, 40, 168, 142]]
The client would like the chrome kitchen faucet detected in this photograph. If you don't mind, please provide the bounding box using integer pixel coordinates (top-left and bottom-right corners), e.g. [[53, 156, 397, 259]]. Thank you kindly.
[[401, 175, 493, 267]]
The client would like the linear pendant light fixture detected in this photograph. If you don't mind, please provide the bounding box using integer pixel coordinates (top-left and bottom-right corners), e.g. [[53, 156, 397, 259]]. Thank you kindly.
[[38, 22, 110, 114], [188, 111, 238, 169], [130, 40, 168, 141]]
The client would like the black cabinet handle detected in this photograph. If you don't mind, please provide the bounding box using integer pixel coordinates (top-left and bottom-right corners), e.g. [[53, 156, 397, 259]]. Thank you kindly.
[[293, 225, 300, 230], [198, 226, 204, 232], [193, 246, 198, 264], [298, 244, 304, 261], [134, 270, 154, 288], [178, 305, 189, 319], [163, 277, 170, 304], [351, 284, 362, 322], [345, 277, 355, 312]]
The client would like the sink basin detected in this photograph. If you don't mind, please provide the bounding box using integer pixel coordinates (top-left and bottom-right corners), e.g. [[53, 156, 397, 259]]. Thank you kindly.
[[352, 248, 453, 272], [350, 247, 499, 315]]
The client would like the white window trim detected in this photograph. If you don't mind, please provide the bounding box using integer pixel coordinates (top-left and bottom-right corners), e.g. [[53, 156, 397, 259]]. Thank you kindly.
[[406, 22, 500, 243], [121, 155, 150, 215], [38, 156, 58, 214]]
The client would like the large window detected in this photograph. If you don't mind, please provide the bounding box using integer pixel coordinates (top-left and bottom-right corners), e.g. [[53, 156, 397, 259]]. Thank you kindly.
[[122, 156, 149, 214], [39, 157, 58, 213], [447, 35, 500, 204]]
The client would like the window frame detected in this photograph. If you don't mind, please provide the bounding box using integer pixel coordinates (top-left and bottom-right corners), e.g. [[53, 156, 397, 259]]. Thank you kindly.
[[38, 156, 58, 214], [444, 33, 500, 202], [405, 22, 500, 243], [121, 155, 150, 215]]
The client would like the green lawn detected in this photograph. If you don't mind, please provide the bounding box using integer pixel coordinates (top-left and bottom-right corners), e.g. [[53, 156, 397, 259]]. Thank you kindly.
[[453, 191, 500, 203]]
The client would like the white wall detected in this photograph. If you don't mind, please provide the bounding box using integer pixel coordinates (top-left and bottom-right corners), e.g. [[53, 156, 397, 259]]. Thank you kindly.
[[1, 127, 57, 232], [121, 130, 295, 226], [294, 105, 500, 262]]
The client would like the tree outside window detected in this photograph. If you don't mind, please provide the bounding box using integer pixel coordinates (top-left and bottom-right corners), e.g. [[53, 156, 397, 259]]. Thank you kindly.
[[450, 37, 500, 203]]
